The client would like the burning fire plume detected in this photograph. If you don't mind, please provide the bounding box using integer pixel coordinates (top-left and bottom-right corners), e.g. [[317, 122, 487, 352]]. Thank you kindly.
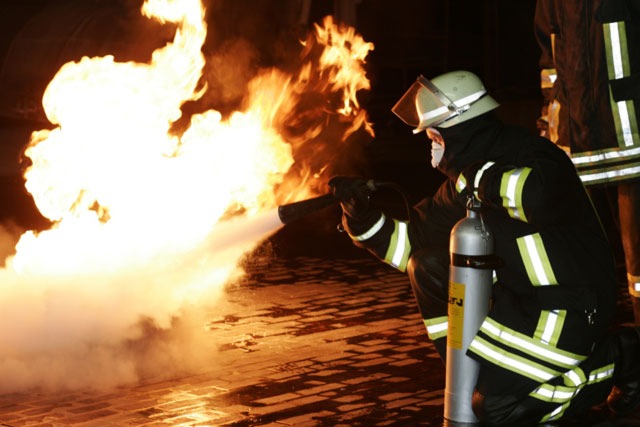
[[0, 0, 374, 392]]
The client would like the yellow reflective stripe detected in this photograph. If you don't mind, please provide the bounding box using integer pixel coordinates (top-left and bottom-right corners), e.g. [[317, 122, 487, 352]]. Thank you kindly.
[[590, 364, 615, 384], [628, 273, 640, 297], [541, 404, 566, 423], [536, 364, 613, 423], [563, 366, 587, 388], [540, 68, 557, 89], [604, 21, 640, 148], [469, 336, 560, 383], [424, 316, 448, 340], [349, 213, 385, 241], [577, 160, 640, 185], [605, 22, 629, 79], [534, 309, 566, 346], [478, 318, 586, 369], [499, 167, 531, 221], [612, 99, 638, 148], [383, 219, 411, 271], [473, 161, 495, 198], [456, 174, 467, 193], [516, 233, 558, 286], [531, 383, 578, 403], [572, 146, 640, 165]]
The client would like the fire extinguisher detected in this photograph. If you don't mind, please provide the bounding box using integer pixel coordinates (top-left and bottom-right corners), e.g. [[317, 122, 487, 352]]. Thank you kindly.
[[444, 196, 499, 423]]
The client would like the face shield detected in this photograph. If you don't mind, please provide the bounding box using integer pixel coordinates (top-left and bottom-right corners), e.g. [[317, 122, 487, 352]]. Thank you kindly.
[[391, 74, 488, 134]]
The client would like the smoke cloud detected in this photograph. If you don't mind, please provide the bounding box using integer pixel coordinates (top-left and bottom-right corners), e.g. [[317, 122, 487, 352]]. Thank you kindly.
[[0, 210, 283, 393]]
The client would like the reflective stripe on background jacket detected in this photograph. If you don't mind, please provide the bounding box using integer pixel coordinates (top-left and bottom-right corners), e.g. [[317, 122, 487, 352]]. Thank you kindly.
[[341, 119, 618, 393], [535, 0, 640, 186]]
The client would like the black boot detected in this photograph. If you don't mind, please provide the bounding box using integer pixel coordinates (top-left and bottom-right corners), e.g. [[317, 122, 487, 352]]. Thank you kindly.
[[607, 326, 640, 415]]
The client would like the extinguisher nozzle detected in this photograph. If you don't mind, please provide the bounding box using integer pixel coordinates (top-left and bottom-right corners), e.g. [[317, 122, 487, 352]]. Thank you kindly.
[[277, 193, 336, 224]]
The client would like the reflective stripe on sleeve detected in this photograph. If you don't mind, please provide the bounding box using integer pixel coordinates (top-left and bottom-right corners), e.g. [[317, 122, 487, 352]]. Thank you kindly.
[[604, 21, 639, 148], [628, 273, 640, 297], [384, 219, 411, 271], [349, 213, 385, 242], [473, 161, 495, 198], [516, 233, 558, 286], [499, 167, 532, 221], [424, 316, 448, 340]]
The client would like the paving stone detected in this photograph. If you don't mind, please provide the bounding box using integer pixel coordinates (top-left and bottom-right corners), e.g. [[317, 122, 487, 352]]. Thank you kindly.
[[0, 256, 637, 426]]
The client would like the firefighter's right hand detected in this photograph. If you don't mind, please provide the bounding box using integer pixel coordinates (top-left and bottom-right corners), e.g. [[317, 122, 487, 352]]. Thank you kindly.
[[328, 176, 373, 219]]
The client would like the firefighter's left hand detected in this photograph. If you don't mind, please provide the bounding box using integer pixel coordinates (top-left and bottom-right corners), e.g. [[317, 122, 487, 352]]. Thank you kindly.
[[328, 176, 373, 219]]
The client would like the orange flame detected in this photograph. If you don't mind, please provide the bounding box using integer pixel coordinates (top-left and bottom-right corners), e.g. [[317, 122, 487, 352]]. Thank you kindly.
[[0, 0, 375, 392]]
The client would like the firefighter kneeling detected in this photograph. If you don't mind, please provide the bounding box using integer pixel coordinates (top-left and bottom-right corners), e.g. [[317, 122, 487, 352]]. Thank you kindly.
[[329, 70, 640, 425]]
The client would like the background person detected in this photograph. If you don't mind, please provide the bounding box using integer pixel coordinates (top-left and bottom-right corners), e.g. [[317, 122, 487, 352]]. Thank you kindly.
[[534, 0, 640, 324]]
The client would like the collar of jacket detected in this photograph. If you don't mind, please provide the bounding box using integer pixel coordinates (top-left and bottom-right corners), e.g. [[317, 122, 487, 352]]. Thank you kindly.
[[435, 112, 501, 180]]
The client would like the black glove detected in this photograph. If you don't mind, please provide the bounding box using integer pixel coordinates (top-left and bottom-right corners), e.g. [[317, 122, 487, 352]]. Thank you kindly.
[[328, 176, 374, 219]]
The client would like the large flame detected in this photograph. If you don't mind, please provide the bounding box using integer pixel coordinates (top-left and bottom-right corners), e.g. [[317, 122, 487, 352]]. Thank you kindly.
[[0, 0, 374, 392]]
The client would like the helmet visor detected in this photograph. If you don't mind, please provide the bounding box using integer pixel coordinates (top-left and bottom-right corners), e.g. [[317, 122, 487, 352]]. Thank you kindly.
[[391, 75, 456, 134]]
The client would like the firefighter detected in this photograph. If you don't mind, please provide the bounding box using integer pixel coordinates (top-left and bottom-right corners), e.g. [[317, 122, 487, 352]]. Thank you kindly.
[[329, 70, 640, 425], [534, 0, 640, 325]]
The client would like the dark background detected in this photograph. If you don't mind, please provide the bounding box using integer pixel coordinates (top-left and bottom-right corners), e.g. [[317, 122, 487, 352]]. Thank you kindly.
[[0, 0, 542, 255]]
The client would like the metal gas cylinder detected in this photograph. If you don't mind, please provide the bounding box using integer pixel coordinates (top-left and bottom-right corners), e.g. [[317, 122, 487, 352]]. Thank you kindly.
[[444, 197, 496, 423]]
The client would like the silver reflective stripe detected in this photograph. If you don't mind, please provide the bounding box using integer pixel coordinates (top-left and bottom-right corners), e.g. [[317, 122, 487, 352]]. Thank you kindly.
[[517, 233, 558, 286], [500, 167, 531, 221], [455, 89, 487, 109], [579, 164, 640, 184], [469, 337, 557, 382], [350, 213, 385, 242], [480, 319, 582, 368], [629, 274, 640, 297], [618, 101, 635, 147], [533, 365, 613, 423], [424, 317, 448, 340], [474, 161, 495, 189], [419, 89, 486, 122], [533, 384, 576, 402], [609, 22, 625, 79], [546, 405, 564, 421], [563, 369, 585, 387], [420, 105, 451, 121], [390, 221, 407, 268], [604, 21, 638, 148], [539, 310, 561, 345], [572, 145, 640, 165], [539, 309, 566, 347], [590, 365, 615, 383]]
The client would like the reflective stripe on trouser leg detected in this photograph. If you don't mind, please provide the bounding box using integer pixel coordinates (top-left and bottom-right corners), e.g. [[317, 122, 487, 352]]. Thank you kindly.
[[472, 335, 617, 426], [618, 181, 640, 298]]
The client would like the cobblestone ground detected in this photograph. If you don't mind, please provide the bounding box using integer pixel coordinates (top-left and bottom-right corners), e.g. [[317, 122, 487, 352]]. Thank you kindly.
[[0, 254, 638, 427]]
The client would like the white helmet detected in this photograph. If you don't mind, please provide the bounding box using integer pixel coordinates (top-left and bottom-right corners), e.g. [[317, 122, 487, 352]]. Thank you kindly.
[[392, 70, 499, 133]]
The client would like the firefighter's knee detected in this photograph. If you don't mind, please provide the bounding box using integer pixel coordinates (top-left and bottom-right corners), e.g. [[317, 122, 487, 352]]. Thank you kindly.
[[406, 248, 448, 300], [472, 390, 528, 427]]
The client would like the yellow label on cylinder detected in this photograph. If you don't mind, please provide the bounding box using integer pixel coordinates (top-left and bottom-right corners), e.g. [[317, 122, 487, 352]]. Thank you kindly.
[[448, 281, 465, 349]]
